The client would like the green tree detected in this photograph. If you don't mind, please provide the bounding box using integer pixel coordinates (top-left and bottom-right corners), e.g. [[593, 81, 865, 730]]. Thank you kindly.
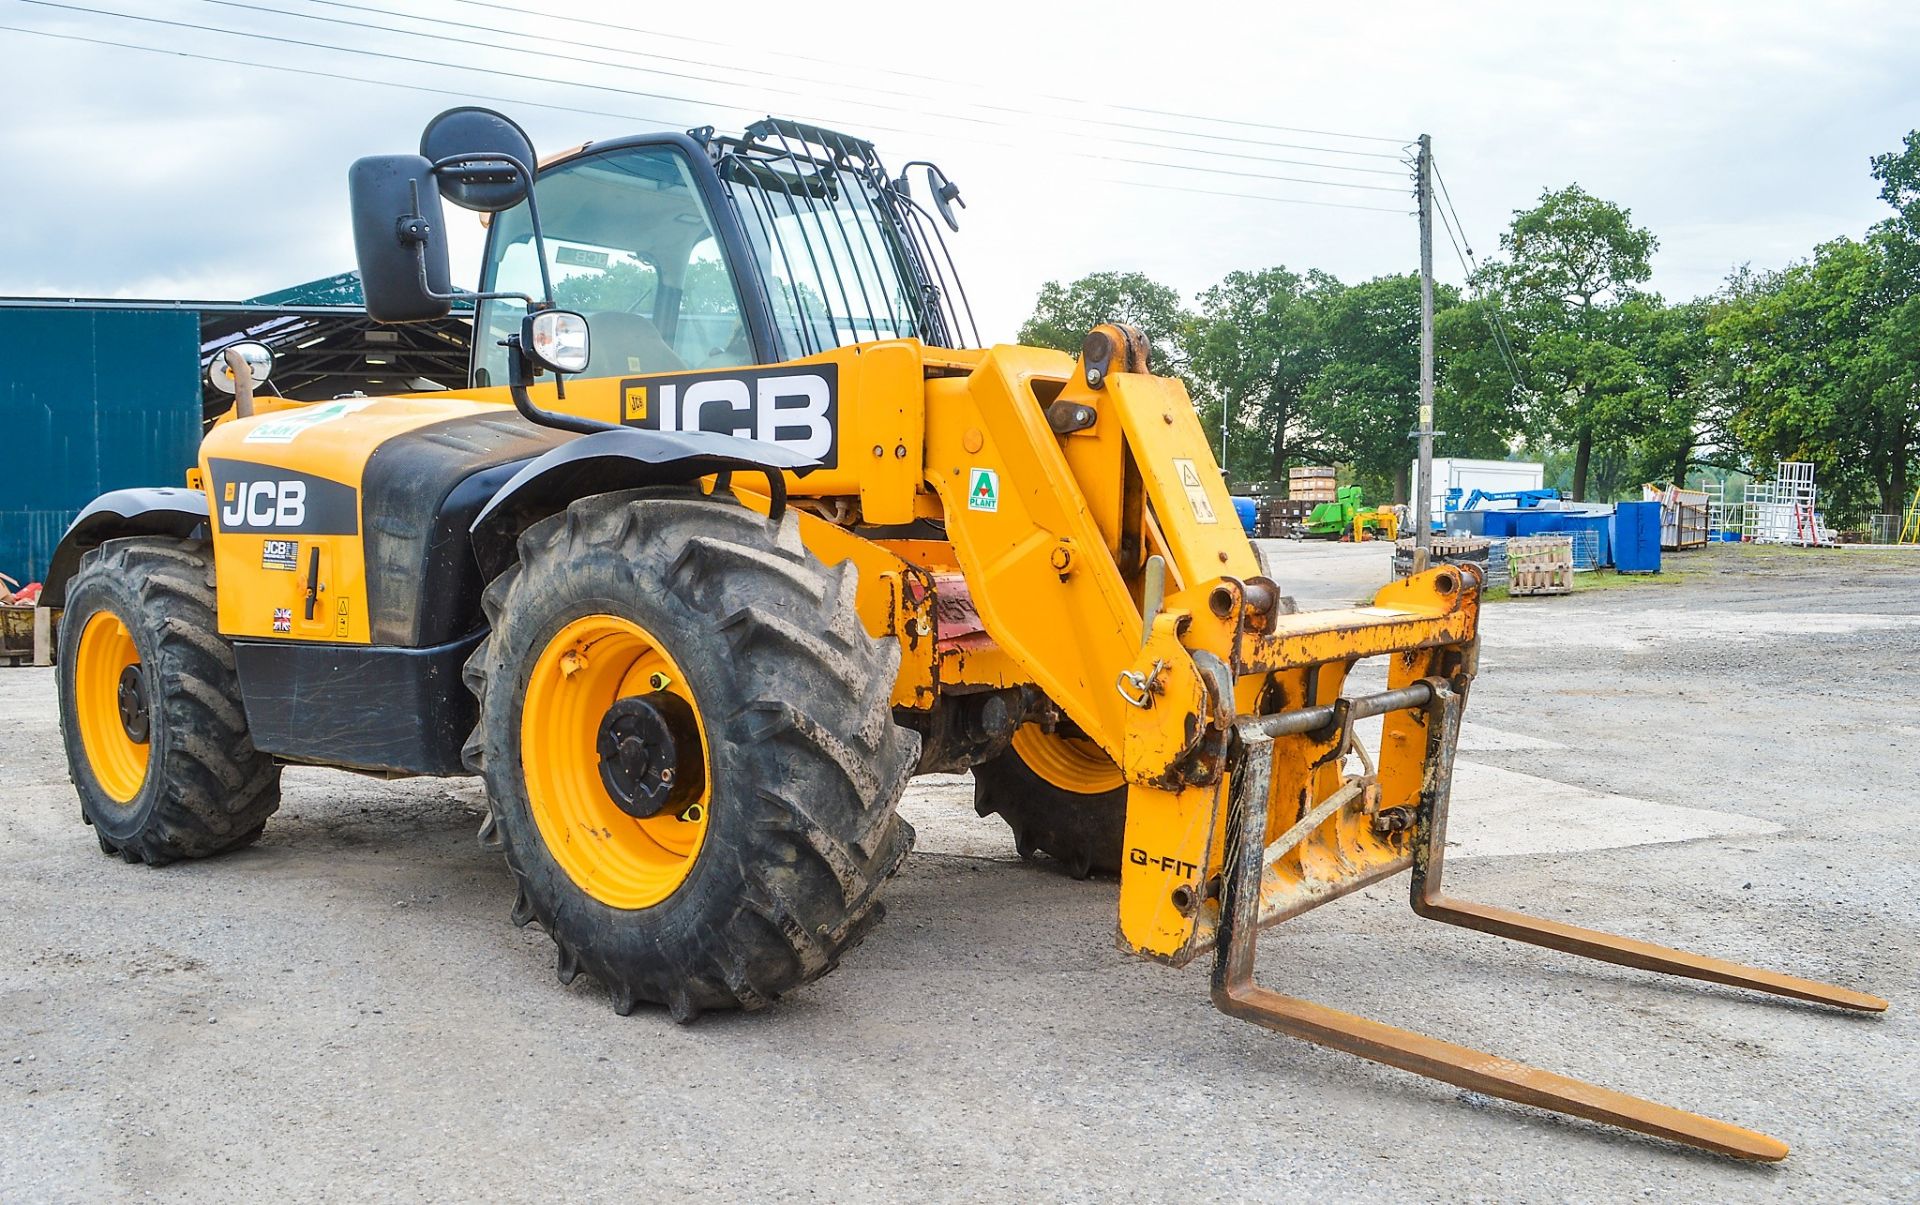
[[1869, 130, 1920, 511], [1017, 271, 1191, 373], [1184, 267, 1340, 481], [1710, 236, 1914, 520], [1871, 129, 1920, 276], [1622, 297, 1722, 488], [1308, 273, 1462, 500], [1487, 185, 1659, 498], [1432, 299, 1529, 462]]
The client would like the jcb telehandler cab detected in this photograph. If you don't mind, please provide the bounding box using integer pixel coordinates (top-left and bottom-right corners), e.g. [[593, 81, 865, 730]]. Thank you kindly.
[[47, 108, 1882, 1161]]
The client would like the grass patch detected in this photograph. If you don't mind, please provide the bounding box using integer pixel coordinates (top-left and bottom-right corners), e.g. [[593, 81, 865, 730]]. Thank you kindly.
[[1484, 566, 1691, 603]]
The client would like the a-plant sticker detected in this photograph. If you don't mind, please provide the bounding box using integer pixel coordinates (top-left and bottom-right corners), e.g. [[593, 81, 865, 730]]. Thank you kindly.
[[967, 467, 1000, 512], [243, 398, 376, 444]]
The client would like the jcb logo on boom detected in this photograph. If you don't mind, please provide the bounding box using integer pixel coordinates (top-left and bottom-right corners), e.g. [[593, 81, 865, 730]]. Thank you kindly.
[[621, 364, 839, 467], [206, 459, 360, 535]]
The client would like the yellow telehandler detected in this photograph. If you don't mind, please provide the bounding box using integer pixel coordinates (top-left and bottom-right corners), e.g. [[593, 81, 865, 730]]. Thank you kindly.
[[46, 108, 1881, 1161]]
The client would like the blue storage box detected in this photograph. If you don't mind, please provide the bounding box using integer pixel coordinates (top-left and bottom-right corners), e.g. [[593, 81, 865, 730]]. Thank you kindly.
[[1612, 501, 1663, 573]]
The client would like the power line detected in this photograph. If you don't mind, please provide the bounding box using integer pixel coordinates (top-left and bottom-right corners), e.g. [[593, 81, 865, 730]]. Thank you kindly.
[[271, 0, 1409, 176], [1441, 217, 1528, 396], [1432, 160, 1525, 380], [451, 0, 1412, 151], [0, 21, 1410, 217], [1098, 177, 1410, 214], [1430, 169, 1523, 386], [1430, 167, 1527, 396], [22, 1, 1406, 196], [0, 21, 676, 123], [1435, 203, 1522, 385]]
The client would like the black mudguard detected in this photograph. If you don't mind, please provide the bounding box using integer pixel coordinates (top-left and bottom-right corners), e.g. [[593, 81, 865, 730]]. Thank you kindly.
[[41, 488, 209, 608], [468, 425, 818, 579]]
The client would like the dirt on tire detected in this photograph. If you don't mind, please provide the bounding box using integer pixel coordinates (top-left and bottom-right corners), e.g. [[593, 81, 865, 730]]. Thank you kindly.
[[57, 537, 281, 864], [464, 491, 919, 1021]]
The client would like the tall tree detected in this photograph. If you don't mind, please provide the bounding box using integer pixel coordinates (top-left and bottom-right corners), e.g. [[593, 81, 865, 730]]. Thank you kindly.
[[1709, 237, 1912, 518], [1432, 299, 1529, 462], [1184, 267, 1339, 481], [1017, 271, 1190, 374], [1871, 129, 1920, 275], [1488, 185, 1658, 498], [1624, 296, 1720, 487], [1869, 130, 1920, 511], [1309, 273, 1461, 500]]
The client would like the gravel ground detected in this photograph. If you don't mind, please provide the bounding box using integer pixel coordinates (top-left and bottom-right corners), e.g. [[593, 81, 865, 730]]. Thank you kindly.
[[1, 543, 1915, 1202]]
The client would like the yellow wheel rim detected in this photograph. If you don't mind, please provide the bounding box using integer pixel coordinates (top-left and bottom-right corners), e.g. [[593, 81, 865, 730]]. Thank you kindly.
[[520, 614, 711, 910], [1010, 724, 1124, 795], [74, 610, 150, 804]]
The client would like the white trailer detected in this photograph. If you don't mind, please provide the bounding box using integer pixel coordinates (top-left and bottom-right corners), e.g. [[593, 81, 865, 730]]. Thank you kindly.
[[1412, 457, 1545, 520]]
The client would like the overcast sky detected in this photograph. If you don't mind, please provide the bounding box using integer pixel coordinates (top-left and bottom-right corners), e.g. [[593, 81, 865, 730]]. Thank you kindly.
[[3, 0, 1916, 340]]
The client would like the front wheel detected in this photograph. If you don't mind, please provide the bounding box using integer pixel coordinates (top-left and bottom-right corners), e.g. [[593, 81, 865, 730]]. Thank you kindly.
[[464, 492, 919, 1021]]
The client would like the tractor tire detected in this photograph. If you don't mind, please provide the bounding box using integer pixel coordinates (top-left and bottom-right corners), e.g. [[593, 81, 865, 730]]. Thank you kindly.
[[57, 537, 281, 865], [973, 724, 1128, 880], [464, 492, 918, 1021]]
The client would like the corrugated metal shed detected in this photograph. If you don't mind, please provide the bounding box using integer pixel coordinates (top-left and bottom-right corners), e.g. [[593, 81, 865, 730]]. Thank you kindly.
[[0, 306, 202, 582], [0, 274, 471, 583]]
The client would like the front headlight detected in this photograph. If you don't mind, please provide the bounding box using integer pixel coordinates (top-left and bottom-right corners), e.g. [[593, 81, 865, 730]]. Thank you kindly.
[[524, 310, 591, 375]]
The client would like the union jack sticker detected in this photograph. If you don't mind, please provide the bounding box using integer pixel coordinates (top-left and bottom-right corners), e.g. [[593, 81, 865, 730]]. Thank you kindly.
[[272, 608, 293, 634]]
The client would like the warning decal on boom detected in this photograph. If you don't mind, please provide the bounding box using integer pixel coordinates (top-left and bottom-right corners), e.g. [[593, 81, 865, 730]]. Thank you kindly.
[[1174, 458, 1217, 524]]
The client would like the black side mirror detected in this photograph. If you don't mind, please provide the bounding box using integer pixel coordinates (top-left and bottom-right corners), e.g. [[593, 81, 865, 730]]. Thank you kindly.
[[420, 106, 535, 213], [928, 167, 965, 233], [348, 154, 452, 323], [892, 160, 965, 232]]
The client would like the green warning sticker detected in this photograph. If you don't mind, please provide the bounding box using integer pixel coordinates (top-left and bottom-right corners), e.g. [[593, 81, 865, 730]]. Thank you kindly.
[[967, 467, 999, 512]]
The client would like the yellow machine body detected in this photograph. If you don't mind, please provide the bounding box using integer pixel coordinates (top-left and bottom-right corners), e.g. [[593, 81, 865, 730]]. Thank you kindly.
[[196, 329, 1474, 965]]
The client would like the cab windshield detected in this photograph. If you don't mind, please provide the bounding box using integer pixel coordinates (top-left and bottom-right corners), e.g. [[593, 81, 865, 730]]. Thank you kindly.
[[712, 120, 977, 358], [474, 145, 751, 386]]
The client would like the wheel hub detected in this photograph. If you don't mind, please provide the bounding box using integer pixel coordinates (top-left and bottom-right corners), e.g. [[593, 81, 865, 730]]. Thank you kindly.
[[115, 663, 150, 744], [595, 692, 702, 819]]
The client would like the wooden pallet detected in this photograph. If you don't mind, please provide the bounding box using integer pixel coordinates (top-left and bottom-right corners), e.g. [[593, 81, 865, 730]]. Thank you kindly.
[[1287, 466, 1337, 503], [1506, 536, 1574, 596], [1259, 499, 1315, 538], [0, 606, 56, 666]]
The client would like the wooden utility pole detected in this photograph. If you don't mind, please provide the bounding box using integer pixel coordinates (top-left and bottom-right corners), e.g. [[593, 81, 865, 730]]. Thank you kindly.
[[1413, 133, 1436, 569]]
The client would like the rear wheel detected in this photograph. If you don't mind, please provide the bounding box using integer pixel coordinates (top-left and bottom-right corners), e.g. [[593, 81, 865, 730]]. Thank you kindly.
[[465, 492, 918, 1020], [973, 723, 1127, 879], [57, 538, 280, 864]]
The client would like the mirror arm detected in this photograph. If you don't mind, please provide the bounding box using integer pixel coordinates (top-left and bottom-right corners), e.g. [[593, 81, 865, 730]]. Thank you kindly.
[[426, 149, 556, 305], [430, 151, 557, 307], [223, 347, 257, 420], [522, 164, 556, 306], [506, 336, 615, 436]]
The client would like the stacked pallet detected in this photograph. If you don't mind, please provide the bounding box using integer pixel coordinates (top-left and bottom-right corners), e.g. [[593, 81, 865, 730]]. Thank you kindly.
[[1392, 535, 1490, 580], [0, 605, 54, 666], [1288, 466, 1337, 503], [1506, 536, 1574, 596], [1259, 499, 1315, 539]]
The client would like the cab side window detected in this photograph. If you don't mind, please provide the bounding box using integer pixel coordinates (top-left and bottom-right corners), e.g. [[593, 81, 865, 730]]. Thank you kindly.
[[673, 237, 751, 369]]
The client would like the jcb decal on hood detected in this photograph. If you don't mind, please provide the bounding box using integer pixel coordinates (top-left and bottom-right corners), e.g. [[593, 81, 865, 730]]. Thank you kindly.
[[619, 364, 838, 468], [207, 458, 359, 535]]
